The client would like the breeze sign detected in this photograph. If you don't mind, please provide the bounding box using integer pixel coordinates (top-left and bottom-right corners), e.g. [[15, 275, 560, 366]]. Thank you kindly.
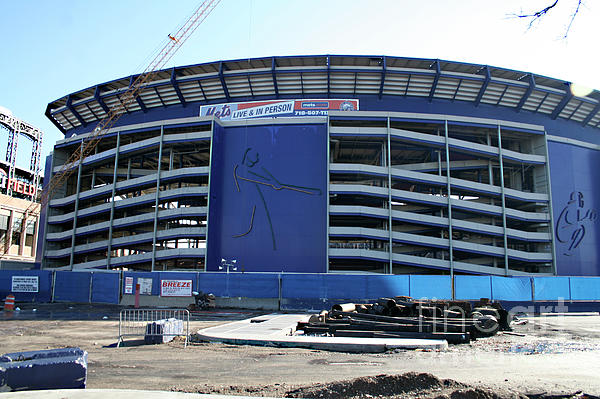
[[200, 99, 358, 121], [160, 279, 192, 297]]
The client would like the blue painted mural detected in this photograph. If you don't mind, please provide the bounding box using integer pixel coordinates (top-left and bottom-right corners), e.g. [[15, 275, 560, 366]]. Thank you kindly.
[[206, 123, 327, 272], [549, 141, 600, 276]]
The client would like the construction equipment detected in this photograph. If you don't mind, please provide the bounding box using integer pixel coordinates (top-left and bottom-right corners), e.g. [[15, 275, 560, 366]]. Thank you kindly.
[[0, 0, 222, 259]]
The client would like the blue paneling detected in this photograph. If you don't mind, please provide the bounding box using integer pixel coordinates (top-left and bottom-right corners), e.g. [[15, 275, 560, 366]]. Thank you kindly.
[[569, 277, 600, 300], [232, 273, 279, 298], [365, 275, 410, 299], [410, 275, 452, 299], [491, 277, 532, 301], [325, 275, 368, 299], [281, 274, 326, 299], [533, 277, 571, 301], [549, 142, 600, 276], [122, 272, 155, 295], [197, 273, 279, 298], [53, 271, 91, 303], [455, 275, 492, 300], [197, 273, 228, 296], [90, 272, 120, 304], [207, 124, 327, 273], [0, 270, 52, 302]]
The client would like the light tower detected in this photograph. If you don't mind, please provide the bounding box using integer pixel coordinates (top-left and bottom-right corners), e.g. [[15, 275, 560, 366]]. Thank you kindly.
[[0, 106, 43, 200]]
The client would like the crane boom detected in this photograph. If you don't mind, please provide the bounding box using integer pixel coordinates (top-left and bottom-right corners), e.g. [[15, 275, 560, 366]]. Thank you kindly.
[[0, 0, 222, 259]]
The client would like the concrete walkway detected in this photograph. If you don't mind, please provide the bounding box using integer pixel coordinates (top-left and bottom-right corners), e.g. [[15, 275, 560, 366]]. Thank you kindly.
[[196, 313, 448, 352], [1, 389, 282, 399]]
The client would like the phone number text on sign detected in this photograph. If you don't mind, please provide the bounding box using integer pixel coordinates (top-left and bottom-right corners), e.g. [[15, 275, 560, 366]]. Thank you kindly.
[[160, 279, 192, 297]]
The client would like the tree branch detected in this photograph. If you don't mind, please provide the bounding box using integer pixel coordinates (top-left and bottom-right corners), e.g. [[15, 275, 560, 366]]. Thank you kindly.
[[511, 0, 584, 38]]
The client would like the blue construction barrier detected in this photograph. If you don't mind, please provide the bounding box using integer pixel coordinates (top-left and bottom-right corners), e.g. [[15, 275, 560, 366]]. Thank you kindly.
[[491, 276, 532, 301], [569, 277, 600, 301], [533, 277, 571, 301], [366, 275, 410, 299], [409, 275, 452, 299], [90, 272, 120, 304], [53, 271, 91, 303], [3, 270, 600, 306], [0, 270, 52, 302], [199, 272, 279, 298], [454, 276, 492, 300], [122, 271, 155, 296]]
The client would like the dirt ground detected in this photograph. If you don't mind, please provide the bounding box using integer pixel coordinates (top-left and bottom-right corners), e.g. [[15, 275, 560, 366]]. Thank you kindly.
[[1, 303, 599, 398]]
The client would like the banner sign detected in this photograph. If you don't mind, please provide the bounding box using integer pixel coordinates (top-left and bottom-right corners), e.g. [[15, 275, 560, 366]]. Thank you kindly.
[[138, 277, 152, 295], [0, 169, 36, 196], [200, 99, 358, 121], [11, 276, 39, 293], [160, 279, 192, 297], [124, 276, 133, 294]]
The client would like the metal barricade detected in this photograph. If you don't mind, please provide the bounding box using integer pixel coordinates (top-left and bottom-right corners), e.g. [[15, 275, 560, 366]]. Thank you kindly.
[[118, 309, 190, 348]]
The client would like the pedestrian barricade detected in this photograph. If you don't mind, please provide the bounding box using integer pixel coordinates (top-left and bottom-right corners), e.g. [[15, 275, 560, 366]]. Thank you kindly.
[[118, 309, 189, 348]]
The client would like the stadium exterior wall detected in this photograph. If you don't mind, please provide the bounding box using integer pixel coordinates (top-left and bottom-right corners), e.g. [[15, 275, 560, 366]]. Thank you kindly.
[[40, 55, 600, 277]]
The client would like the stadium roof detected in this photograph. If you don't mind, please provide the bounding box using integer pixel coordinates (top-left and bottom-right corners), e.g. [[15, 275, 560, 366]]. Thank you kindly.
[[46, 55, 600, 134]]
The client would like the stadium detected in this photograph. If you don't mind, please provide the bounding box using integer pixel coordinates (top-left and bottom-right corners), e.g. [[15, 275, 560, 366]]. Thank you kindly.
[[39, 55, 600, 277]]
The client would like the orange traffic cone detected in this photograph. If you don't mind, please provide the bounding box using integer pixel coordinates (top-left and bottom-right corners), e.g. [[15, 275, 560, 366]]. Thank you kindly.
[[4, 294, 15, 311]]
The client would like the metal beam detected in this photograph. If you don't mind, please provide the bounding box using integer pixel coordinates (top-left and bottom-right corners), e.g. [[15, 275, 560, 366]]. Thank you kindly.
[[130, 76, 148, 113], [198, 80, 207, 102], [452, 79, 463, 101], [66, 95, 87, 127], [247, 73, 254, 98], [378, 56, 387, 99], [496, 85, 509, 106], [516, 74, 535, 112], [428, 60, 441, 103], [170, 68, 187, 107], [474, 66, 491, 107], [218, 62, 231, 102], [271, 57, 279, 98], [45, 105, 66, 134], [94, 86, 110, 115], [326, 55, 331, 98], [582, 101, 600, 126], [551, 84, 573, 120], [154, 87, 165, 107]]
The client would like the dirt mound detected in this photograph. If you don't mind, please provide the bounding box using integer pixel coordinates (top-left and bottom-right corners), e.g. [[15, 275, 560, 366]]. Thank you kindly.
[[175, 372, 531, 398], [285, 372, 453, 398]]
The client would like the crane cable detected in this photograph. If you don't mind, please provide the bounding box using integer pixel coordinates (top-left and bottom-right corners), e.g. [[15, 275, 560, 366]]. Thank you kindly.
[[0, 0, 222, 259]]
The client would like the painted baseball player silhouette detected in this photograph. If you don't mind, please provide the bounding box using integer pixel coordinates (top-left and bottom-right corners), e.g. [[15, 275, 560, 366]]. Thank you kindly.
[[556, 191, 597, 255], [232, 147, 321, 250]]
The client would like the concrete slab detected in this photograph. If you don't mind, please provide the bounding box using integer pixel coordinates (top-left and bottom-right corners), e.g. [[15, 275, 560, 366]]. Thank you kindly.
[[196, 313, 448, 353], [1, 389, 282, 399]]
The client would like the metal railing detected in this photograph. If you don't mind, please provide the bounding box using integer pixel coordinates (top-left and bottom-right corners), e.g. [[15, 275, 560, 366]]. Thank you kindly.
[[118, 308, 190, 348]]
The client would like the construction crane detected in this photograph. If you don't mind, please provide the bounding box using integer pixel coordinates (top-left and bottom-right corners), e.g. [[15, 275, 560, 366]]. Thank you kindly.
[[0, 0, 222, 259]]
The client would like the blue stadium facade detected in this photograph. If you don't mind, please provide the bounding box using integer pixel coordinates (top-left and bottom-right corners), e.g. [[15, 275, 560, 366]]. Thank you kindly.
[[39, 55, 600, 276]]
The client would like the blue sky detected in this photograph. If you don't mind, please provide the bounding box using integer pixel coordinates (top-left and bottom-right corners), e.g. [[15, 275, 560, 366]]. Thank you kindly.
[[1, 0, 599, 171]]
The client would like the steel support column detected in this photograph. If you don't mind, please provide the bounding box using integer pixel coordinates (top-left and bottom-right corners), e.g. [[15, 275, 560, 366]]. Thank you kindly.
[[543, 131, 558, 275], [106, 132, 121, 269], [151, 126, 165, 271], [444, 121, 454, 284], [68, 147, 83, 270], [387, 116, 393, 274], [497, 125, 509, 275]]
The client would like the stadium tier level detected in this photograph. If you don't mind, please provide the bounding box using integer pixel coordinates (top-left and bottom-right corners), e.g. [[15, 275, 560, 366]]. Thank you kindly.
[[40, 55, 600, 276]]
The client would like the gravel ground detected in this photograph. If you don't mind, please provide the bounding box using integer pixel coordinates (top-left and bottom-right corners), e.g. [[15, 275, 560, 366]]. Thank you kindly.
[[1, 303, 599, 398]]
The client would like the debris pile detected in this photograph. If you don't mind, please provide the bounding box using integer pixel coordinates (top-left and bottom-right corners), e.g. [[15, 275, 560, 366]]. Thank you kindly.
[[297, 297, 510, 344]]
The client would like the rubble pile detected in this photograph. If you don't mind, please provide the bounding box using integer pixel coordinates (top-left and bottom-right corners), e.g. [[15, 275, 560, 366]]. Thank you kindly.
[[297, 297, 511, 344]]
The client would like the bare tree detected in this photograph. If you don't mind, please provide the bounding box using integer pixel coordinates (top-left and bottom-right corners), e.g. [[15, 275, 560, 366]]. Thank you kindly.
[[513, 0, 584, 38]]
